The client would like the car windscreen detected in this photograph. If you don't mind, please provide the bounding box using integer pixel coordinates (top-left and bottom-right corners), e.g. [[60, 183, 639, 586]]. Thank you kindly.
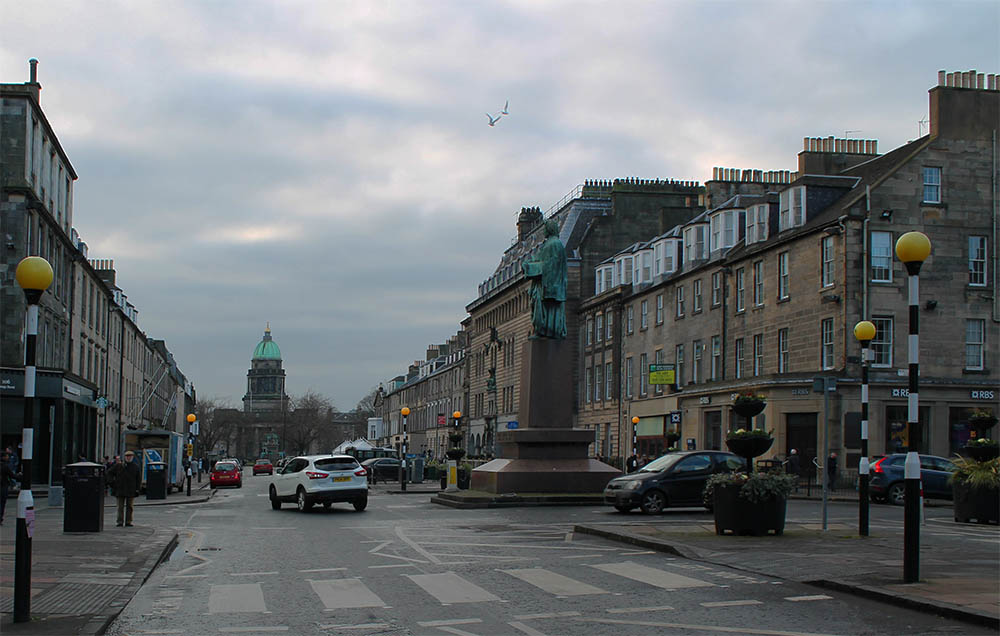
[[314, 457, 359, 472], [214, 463, 236, 472], [638, 454, 684, 473]]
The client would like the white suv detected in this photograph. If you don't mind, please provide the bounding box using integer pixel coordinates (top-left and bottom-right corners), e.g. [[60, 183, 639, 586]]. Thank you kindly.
[[269, 455, 368, 512]]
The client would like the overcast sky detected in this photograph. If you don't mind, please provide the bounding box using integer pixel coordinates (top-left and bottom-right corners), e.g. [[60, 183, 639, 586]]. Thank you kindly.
[[2, 1, 996, 410]]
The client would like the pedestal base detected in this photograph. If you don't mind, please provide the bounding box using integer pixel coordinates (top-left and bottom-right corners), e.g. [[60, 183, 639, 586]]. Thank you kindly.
[[471, 457, 620, 494]]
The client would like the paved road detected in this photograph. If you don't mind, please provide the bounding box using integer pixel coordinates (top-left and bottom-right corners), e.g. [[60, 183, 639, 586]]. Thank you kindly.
[[103, 475, 990, 636]]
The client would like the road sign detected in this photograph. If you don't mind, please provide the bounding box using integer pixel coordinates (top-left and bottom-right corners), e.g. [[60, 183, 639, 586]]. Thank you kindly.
[[649, 364, 676, 385], [669, 410, 682, 425], [95, 397, 109, 409], [506, 421, 519, 430]]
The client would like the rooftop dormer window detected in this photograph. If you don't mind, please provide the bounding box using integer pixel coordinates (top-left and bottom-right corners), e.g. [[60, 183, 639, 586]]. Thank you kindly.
[[778, 186, 805, 232], [709, 209, 745, 255], [683, 225, 707, 267], [746, 204, 769, 244]]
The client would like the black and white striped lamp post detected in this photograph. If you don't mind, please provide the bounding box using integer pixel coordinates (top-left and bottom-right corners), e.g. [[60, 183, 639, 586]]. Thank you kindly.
[[399, 407, 409, 491], [631, 416, 639, 468], [853, 320, 876, 537], [895, 230, 931, 583], [14, 256, 53, 623]]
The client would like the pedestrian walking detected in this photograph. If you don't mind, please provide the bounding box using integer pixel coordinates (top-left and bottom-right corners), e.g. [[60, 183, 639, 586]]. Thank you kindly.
[[626, 454, 638, 473], [827, 452, 838, 490], [785, 449, 801, 476], [107, 451, 141, 527], [1, 450, 21, 525]]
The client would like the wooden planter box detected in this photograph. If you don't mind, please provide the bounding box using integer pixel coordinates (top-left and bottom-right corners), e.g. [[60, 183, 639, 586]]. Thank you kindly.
[[953, 482, 999, 524], [713, 485, 787, 536]]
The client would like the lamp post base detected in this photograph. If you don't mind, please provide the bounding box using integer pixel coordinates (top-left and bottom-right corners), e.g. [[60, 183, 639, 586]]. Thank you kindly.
[[445, 460, 459, 492]]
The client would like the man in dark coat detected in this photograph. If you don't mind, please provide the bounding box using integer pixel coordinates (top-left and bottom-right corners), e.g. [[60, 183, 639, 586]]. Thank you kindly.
[[785, 449, 801, 476], [827, 452, 838, 490], [107, 451, 141, 527], [626, 454, 638, 474], [1, 450, 21, 525]]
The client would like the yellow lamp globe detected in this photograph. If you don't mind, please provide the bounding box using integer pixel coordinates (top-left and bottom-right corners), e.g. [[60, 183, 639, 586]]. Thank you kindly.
[[187, 413, 197, 423], [400, 407, 410, 417], [895, 231, 931, 263], [15, 256, 53, 292], [453, 411, 461, 420], [632, 416, 640, 425], [853, 321, 876, 342]]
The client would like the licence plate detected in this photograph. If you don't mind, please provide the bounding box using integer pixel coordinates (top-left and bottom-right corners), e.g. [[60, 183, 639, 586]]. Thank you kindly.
[[333, 476, 351, 482]]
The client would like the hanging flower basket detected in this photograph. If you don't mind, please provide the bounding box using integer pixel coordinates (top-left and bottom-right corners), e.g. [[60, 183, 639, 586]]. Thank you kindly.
[[969, 411, 998, 433], [732, 393, 766, 418], [665, 432, 681, 448], [726, 434, 774, 460], [964, 438, 1000, 462], [445, 448, 466, 461]]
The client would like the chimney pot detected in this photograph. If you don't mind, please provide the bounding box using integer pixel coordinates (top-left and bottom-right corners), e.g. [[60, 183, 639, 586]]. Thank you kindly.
[[28, 58, 38, 83], [938, 70, 946, 86]]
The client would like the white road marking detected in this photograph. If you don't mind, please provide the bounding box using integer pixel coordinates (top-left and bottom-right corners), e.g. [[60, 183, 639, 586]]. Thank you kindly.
[[509, 621, 547, 636], [299, 567, 347, 573], [418, 618, 483, 627], [407, 572, 502, 604], [513, 611, 581, 619], [231, 571, 278, 577], [590, 561, 714, 589], [249, 527, 296, 530], [311, 578, 387, 609], [618, 550, 655, 555], [562, 554, 606, 559], [209, 584, 268, 613], [606, 605, 673, 614], [701, 600, 763, 607], [784, 594, 833, 602], [368, 541, 393, 553], [436, 627, 481, 636], [319, 624, 390, 631], [165, 574, 207, 579], [219, 628, 288, 633], [573, 617, 839, 635], [396, 525, 443, 564], [369, 563, 417, 569], [134, 631, 185, 634], [501, 568, 606, 596]]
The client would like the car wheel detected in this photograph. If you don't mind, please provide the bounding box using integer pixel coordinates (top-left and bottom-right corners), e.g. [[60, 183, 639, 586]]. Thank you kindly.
[[888, 483, 906, 506], [322, 502, 332, 510], [297, 488, 312, 512], [614, 505, 632, 513], [640, 490, 667, 514], [353, 497, 368, 512], [237, 482, 242, 488], [269, 486, 281, 510]]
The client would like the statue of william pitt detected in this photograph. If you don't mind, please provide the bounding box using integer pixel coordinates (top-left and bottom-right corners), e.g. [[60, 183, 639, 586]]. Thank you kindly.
[[522, 219, 567, 339]]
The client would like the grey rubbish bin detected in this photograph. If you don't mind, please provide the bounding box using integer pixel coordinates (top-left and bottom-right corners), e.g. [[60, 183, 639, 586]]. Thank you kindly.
[[146, 461, 168, 500], [63, 462, 105, 533], [410, 457, 424, 483]]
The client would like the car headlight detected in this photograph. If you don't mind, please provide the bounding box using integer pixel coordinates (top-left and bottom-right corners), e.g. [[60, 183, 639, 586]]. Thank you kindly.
[[621, 480, 642, 490]]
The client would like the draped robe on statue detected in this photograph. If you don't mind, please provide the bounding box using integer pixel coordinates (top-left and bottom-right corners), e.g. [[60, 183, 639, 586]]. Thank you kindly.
[[522, 227, 567, 339]]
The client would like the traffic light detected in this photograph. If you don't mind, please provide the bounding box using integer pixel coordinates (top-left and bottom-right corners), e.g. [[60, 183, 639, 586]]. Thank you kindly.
[[186, 443, 193, 457]]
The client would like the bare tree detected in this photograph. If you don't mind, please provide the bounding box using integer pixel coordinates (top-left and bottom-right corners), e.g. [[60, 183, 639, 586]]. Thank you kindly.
[[192, 396, 238, 458], [285, 391, 335, 455], [353, 386, 381, 420]]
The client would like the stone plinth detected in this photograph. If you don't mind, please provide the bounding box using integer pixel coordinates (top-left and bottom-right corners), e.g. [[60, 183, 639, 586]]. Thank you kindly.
[[470, 457, 620, 494]]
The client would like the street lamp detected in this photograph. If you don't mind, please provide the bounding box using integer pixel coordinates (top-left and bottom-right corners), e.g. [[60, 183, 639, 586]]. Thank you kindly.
[[187, 413, 197, 492], [631, 416, 639, 468], [447, 411, 462, 491], [853, 320, 876, 537], [14, 256, 53, 624], [895, 230, 931, 583], [399, 407, 409, 491]]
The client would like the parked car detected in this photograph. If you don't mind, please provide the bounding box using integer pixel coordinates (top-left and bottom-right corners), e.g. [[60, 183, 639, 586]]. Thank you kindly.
[[253, 459, 274, 476], [604, 451, 745, 514], [361, 457, 401, 481], [870, 453, 956, 505], [269, 454, 368, 512], [210, 460, 242, 489]]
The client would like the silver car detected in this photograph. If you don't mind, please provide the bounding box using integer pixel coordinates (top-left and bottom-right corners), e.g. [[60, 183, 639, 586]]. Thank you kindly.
[[269, 454, 368, 512]]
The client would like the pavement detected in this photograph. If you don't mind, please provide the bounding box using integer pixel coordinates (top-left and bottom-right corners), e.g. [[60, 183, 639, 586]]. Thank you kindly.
[[1, 478, 997, 634]]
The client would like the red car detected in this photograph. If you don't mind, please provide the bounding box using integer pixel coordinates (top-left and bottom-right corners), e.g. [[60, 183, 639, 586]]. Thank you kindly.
[[210, 460, 242, 489], [253, 459, 274, 476]]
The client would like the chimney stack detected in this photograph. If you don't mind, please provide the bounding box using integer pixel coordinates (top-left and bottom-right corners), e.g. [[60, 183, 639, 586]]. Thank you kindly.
[[29, 58, 38, 83]]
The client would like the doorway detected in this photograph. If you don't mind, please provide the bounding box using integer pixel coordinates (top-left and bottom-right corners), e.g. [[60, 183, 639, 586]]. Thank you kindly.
[[786, 413, 817, 478], [705, 411, 722, 450]]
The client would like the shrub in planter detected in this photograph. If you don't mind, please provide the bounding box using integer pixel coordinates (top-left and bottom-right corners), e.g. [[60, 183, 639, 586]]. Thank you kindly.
[[968, 409, 998, 433], [951, 456, 999, 525], [963, 438, 999, 462], [732, 392, 766, 418], [704, 471, 796, 536]]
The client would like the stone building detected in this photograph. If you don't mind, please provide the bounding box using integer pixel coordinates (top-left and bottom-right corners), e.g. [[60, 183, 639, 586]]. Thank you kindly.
[[593, 70, 999, 480]]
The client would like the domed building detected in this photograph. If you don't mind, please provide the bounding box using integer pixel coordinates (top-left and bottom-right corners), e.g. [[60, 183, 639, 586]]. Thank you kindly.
[[242, 324, 290, 415]]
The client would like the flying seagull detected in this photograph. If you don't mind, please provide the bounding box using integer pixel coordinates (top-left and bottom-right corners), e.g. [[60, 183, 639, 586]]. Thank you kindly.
[[486, 112, 502, 127], [501, 100, 509, 115]]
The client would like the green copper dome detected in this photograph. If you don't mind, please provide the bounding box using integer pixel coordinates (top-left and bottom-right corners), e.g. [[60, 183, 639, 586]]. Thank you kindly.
[[252, 326, 282, 360]]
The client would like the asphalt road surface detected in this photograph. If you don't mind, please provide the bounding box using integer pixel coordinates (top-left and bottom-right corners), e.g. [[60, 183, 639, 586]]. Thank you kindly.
[[106, 474, 990, 636]]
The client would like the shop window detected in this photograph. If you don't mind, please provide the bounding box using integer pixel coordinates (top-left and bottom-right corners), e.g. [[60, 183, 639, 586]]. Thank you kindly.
[[884, 405, 930, 454]]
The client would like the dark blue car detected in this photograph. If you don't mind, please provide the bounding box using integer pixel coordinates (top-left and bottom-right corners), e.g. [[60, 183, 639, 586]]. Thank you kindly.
[[869, 453, 956, 505]]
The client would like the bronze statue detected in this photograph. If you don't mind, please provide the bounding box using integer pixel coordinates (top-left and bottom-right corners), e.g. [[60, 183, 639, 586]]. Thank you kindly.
[[522, 219, 567, 339]]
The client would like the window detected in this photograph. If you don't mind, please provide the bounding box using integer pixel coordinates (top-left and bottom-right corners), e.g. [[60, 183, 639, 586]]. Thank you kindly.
[[752, 260, 763, 306], [923, 166, 941, 203], [735, 338, 745, 379], [623, 257, 633, 284], [605, 361, 614, 400], [779, 186, 805, 230], [654, 243, 663, 276], [735, 268, 745, 312], [595, 364, 603, 401], [676, 286, 685, 318], [627, 305, 634, 334], [675, 345, 685, 388], [821, 318, 835, 369], [693, 279, 702, 312], [663, 241, 676, 273], [871, 231, 892, 282], [711, 272, 722, 306], [596, 314, 604, 342], [640, 353, 648, 396], [693, 340, 703, 384], [777, 328, 788, 373], [966, 319, 985, 370], [777, 252, 790, 299], [753, 334, 763, 376], [586, 318, 593, 346], [625, 357, 634, 397], [606, 311, 614, 340], [746, 204, 768, 244], [871, 316, 893, 367], [821, 236, 834, 287], [969, 236, 987, 286], [640, 300, 648, 329], [641, 251, 652, 282], [711, 336, 721, 381], [655, 294, 664, 324], [654, 349, 664, 395]]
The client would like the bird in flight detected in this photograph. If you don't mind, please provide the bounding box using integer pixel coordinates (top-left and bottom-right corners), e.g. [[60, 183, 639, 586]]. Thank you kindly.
[[501, 100, 509, 115], [486, 112, 502, 127]]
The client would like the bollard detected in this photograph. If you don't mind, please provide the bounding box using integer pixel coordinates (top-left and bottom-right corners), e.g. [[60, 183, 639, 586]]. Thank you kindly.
[[903, 451, 920, 582], [186, 466, 192, 497]]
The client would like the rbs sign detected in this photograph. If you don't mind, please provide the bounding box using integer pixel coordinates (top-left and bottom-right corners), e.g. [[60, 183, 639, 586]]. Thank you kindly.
[[971, 390, 995, 400]]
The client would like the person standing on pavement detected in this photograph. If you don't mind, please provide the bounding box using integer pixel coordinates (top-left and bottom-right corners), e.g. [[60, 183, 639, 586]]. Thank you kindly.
[[626, 454, 638, 474], [107, 451, 141, 527], [827, 452, 838, 490], [1, 450, 21, 525]]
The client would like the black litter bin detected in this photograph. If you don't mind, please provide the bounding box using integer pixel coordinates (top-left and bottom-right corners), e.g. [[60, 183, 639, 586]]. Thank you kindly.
[[63, 461, 105, 533], [146, 461, 168, 500]]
